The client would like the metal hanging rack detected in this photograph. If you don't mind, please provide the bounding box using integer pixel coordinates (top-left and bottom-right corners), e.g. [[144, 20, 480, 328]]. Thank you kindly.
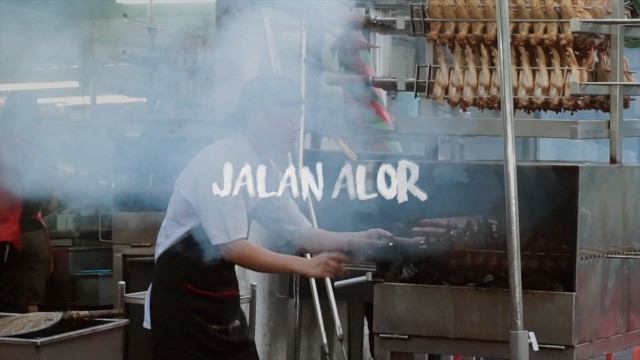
[[317, 1, 640, 360], [345, 2, 640, 163]]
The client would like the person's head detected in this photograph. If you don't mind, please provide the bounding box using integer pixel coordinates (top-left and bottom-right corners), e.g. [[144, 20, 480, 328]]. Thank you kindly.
[[229, 73, 303, 153]]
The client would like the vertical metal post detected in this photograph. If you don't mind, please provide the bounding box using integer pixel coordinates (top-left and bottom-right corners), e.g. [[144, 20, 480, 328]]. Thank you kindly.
[[296, 20, 331, 360], [495, 1, 529, 359], [610, 1, 625, 164], [249, 283, 258, 340], [289, 18, 306, 360], [116, 281, 126, 312], [290, 273, 302, 360], [302, 18, 347, 358]]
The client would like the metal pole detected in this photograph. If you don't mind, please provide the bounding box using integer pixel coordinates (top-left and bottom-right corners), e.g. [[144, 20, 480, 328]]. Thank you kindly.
[[296, 20, 331, 360], [116, 281, 126, 312], [291, 273, 302, 359], [289, 19, 306, 360], [609, 1, 625, 164], [495, 1, 529, 359], [249, 283, 258, 340], [300, 18, 348, 358]]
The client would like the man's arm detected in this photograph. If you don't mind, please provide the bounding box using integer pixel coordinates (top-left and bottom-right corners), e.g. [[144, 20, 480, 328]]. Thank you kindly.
[[221, 239, 350, 278], [291, 228, 392, 255]]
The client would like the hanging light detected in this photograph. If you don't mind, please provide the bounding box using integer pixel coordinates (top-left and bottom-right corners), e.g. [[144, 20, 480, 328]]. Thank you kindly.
[[0, 81, 80, 92]]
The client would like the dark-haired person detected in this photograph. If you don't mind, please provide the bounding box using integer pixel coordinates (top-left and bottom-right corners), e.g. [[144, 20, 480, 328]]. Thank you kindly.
[[144, 73, 392, 360], [0, 92, 56, 313]]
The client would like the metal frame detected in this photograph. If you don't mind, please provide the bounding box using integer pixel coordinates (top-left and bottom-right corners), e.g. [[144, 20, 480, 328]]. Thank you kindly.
[[494, 1, 530, 357], [374, 331, 640, 360], [320, 2, 640, 360]]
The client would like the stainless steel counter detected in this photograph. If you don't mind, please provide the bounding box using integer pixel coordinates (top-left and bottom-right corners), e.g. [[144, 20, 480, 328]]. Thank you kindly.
[[0, 313, 128, 360]]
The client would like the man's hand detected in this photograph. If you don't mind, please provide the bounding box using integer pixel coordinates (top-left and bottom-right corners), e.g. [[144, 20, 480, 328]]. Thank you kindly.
[[299, 252, 352, 279], [358, 228, 394, 243], [346, 228, 395, 261]]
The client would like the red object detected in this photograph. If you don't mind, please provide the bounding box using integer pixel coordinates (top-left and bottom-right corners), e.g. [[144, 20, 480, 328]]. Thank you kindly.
[[185, 284, 240, 298], [453, 356, 464, 360], [0, 184, 23, 250], [632, 347, 640, 360], [606, 353, 614, 360]]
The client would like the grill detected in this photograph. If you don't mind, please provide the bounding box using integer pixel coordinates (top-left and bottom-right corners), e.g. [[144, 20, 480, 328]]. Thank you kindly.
[[307, 149, 640, 359]]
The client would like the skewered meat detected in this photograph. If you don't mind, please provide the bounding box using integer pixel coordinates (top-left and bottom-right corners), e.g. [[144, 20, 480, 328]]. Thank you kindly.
[[580, 46, 596, 107], [530, 0, 546, 46], [489, 46, 502, 109], [432, 75, 445, 104], [451, 43, 465, 90], [433, 45, 449, 105], [448, 43, 465, 106], [543, 0, 559, 46], [563, 47, 582, 110], [468, 0, 485, 45], [595, 50, 610, 111], [548, 47, 564, 111], [455, 0, 471, 43], [559, 0, 577, 46], [516, 46, 535, 110], [573, 0, 596, 48], [442, 0, 458, 42], [573, 0, 593, 20], [532, 46, 550, 107], [596, 50, 610, 82], [623, 56, 634, 108], [514, 0, 532, 45], [509, 0, 518, 36], [477, 43, 492, 109], [585, 0, 609, 18], [427, 0, 444, 43], [447, 69, 462, 106], [462, 44, 479, 109], [624, 56, 636, 83], [485, 0, 498, 43], [511, 46, 519, 92]]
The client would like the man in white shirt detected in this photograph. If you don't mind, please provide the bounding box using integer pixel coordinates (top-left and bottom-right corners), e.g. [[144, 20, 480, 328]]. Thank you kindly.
[[144, 73, 392, 360]]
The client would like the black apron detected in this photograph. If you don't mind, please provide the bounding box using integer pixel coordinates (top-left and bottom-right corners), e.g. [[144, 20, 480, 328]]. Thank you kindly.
[[150, 232, 259, 360]]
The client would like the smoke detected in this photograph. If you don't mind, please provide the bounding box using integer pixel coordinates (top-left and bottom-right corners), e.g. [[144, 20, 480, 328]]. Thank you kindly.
[[0, 1, 360, 214]]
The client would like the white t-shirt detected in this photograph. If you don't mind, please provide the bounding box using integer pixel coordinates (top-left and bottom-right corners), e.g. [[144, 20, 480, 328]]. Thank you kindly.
[[143, 134, 311, 329]]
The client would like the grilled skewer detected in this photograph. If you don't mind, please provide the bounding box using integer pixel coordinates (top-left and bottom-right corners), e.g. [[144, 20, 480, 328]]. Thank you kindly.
[[477, 43, 492, 109], [532, 46, 550, 108], [426, 0, 444, 43], [543, 0, 560, 46], [455, 0, 471, 43], [484, 0, 498, 43], [517, 46, 535, 110], [488, 46, 502, 109], [530, 0, 547, 46], [514, 0, 532, 45], [461, 44, 479, 109], [548, 47, 564, 112], [433, 45, 449, 105], [469, 0, 485, 45], [442, 0, 457, 42], [448, 43, 465, 106], [559, 0, 577, 46], [563, 47, 582, 110]]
